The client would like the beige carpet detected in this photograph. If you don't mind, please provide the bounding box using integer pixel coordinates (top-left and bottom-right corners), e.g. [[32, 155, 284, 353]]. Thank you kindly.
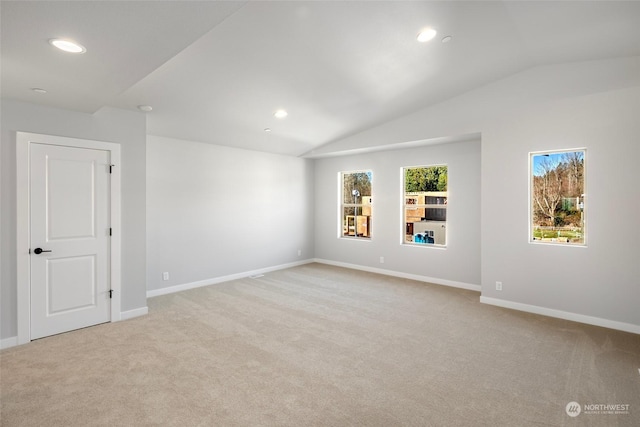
[[1, 263, 639, 426]]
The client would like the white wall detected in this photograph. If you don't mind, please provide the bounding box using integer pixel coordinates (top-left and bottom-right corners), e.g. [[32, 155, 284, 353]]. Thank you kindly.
[[146, 136, 315, 292], [312, 56, 640, 331], [1, 100, 148, 340], [314, 140, 481, 288], [3, 55, 638, 341], [481, 86, 640, 329]]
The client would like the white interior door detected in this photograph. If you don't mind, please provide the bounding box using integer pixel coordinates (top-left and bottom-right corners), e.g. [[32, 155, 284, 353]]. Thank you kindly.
[[30, 143, 111, 339]]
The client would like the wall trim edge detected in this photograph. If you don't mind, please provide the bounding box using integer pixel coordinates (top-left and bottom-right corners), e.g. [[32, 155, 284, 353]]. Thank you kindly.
[[120, 306, 149, 321], [313, 258, 481, 292], [146, 259, 315, 298], [0, 336, 18, 350], [480, 296, 640, 335]]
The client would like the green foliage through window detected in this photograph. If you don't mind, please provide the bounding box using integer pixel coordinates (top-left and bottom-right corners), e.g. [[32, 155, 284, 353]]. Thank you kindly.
[[405, 166, 447, 192]]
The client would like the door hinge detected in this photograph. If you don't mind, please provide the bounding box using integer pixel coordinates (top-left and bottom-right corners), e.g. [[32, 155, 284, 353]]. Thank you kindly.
[[109, 290, 113, 299], [109, 227, 112, 236], [109, 164, 115, 174]]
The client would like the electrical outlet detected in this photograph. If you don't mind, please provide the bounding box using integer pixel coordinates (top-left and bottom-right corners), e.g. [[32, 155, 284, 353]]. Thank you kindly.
[[379, 256, 384, 264], [298, 249, 302, 257], [162, 272, 169, 281], [495, 281, 502, 291]]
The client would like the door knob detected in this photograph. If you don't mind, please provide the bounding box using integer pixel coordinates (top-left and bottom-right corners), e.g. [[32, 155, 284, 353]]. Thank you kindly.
[[33, 248, 52, 254]]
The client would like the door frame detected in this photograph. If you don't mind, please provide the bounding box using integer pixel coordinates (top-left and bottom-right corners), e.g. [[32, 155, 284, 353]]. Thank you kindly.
[[16, 132, 122, 345]]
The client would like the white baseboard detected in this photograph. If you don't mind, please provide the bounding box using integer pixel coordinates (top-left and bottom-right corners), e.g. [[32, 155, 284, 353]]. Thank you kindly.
[[313, 258, 481, 292], [480, 296, 640, 335], [1, 309, 148, 350], [147, 259, 315, 298], [120, 306, 149, 321], [1, 336, 18, 350]]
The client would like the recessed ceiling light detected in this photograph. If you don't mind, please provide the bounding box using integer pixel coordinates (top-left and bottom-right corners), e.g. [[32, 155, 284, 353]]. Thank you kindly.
[[264, 128, 272, 132], [137, 105, 153, 112], [274, 109, 288, 119], [441, 35, 452, 43], [417, 28, 437, 43], [49, 38, 86, 54], [31, 88, 47, 94]]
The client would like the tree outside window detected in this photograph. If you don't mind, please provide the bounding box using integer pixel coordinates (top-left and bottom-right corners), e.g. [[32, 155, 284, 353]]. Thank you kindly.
[[531, 150, 585, 245], [341, 171, 372, 238], [403, 165, 447, 246]]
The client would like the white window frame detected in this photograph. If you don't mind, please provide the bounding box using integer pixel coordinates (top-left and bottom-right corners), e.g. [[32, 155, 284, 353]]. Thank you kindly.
[[529, 148, 587, 247], [402, 164, 448, 248], [339, 170, 372, 240]]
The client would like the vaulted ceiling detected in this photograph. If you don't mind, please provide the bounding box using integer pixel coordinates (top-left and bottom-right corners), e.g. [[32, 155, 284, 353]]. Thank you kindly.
[[3, 1, 640, 156]]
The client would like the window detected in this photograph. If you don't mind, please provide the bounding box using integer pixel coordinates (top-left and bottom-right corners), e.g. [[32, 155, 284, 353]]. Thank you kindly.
[[403, 165, 447, 246], [341, 171, 372, 238], [530, 149, 585, 245]]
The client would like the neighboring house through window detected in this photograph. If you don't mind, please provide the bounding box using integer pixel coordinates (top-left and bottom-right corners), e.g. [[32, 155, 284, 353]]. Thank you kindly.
[[340, 171, 372, 239], [403, 165, 447, 246]]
